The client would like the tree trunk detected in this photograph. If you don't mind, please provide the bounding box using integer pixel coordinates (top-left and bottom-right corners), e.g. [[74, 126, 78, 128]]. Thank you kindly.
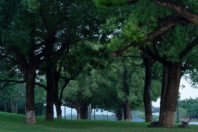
[[55, 101, 62, 119], [4, 103, 7, 112], [159, 66, 169, 124], [116, 108, 123, 121], [54, 70, 62, 119], [25, 68, 36, 124], [79, 104, 88, 119], [143, 57, 153, 122], [76, 107, 80, 120], [45, 64, 55, 121], [122, 65, 130, 121], [123, 100, 131, 121], [93, 109, 96, 120], [15, 104, 18, 113], [10, 99, 14, 113], [159, 63, 182, 127]]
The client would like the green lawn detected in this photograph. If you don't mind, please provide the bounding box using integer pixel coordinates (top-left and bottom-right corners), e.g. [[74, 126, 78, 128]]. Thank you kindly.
[[0, 112, 197, 132]]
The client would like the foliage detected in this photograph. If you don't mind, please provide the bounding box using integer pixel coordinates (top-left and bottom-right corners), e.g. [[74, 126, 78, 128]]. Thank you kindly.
[[179, 98, 198, 116], [0, 83, 45, 115], [64, 73, 93, 107], [0, 84, 25, 113], [21, 0, 40, 12], [93, 0, 128, 7]]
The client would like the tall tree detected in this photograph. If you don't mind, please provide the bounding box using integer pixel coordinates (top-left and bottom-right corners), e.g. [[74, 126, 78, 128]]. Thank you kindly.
[[142, 54, 154, 122], [94, 0, 198, 127], [0, 0, 43, 124]]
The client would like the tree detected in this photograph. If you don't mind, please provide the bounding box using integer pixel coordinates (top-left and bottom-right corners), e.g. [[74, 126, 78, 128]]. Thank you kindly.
[[0, 0, 43, 124], [0, 84, 25, 114], [142, 54, 155, 122], [49, 0, 131, 120], [94, 0, 198, 127], [89, 57, 146, 121], [179, 98, 198, 117], [64, 73, 93, 119]]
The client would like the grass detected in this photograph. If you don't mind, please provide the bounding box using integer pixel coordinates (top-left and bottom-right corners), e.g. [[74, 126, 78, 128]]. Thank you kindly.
[[0, 112, 197, 132]]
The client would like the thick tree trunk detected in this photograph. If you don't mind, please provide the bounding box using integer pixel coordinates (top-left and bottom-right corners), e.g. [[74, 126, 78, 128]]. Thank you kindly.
[[54, 71, 62, 119], [79, 104, 88, 119], [116, 108, 123, 121], [159, 66, 169, 124], [123, 100, 131, 121], [159, 63, 182, 127], [143, 57, 153, 122], [25, 68, 36, 124], [45, 64, 55, 121]]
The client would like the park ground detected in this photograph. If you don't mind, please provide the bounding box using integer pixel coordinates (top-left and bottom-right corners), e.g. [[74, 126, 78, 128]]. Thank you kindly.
[[0, 112, 197, 132]]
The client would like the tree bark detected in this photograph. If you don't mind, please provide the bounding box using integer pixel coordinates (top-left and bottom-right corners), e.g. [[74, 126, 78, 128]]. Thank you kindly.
[[154, 0, 198, 25], [55, 100, 62, 119], [143, 57, 153, 122], [76, 107, 80, 120], [76, 103, 88, 120], [4, 103, 7, 112], [25, 68, 36, 124], [159, 66, 168, 124], [159, 63, 182, 127], [122, 64, 131, 121], [79, 104, 88, 119], [116, 108, 123, 121], [54, 70, 62, 119], [76, 106, 81, 120], [123, 100, 131, 121], [45, 64, 55, 121]]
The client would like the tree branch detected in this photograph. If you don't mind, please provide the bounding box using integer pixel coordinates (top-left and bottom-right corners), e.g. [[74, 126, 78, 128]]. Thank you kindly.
[[0, 79, 25, 91], [35, 82, 47, 90], [145, 17, 187, 41], [144, 47, 169, 65], [113, 16, 187, 56], [59, 75, 78, 101], [179, 36, 198, 59], [151, 69, 163, 83], [0, 81, 11, 91], [0, 79, 25, 83], [154, 0, 198, 25]]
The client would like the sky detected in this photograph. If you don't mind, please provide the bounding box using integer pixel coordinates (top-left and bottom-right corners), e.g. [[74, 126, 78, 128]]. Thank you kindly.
[[152, 77, 198, 107]]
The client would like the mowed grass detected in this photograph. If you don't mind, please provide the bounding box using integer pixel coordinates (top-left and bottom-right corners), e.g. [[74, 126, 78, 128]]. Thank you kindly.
[[0, 112, 197, 132]]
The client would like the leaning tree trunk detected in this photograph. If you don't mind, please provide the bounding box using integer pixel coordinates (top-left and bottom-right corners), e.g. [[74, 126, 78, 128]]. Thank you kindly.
[[45, 64, 55, 121], [143, 57, 153, 122], [159, 63, 182, 127], [25, 68, 36, 124]]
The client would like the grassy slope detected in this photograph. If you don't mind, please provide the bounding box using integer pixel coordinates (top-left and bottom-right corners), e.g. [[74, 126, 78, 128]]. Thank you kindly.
[[0, 112, 197, 132]]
